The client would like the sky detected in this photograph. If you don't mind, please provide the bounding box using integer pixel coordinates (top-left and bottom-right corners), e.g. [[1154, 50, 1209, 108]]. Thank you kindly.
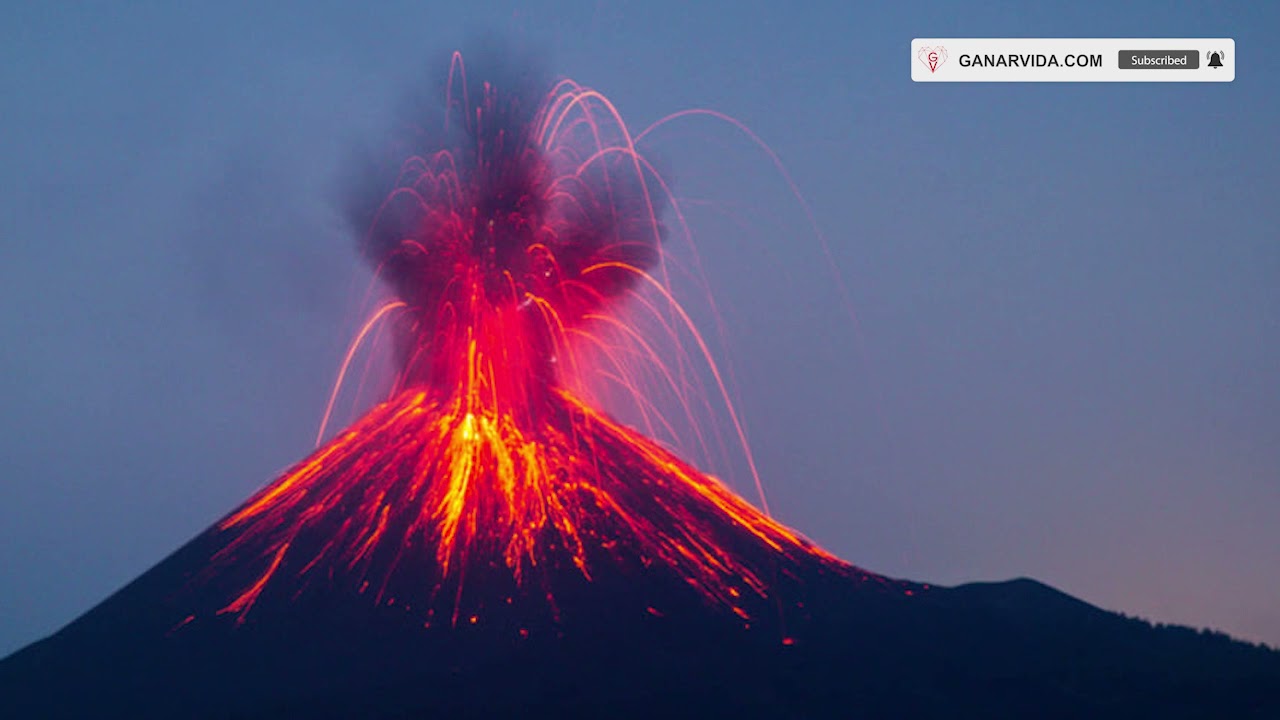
[[1, 1, 1276, 656]]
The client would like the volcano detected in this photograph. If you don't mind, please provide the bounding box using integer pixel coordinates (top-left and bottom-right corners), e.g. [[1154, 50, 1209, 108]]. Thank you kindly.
[[4, 60, 1279, 718]]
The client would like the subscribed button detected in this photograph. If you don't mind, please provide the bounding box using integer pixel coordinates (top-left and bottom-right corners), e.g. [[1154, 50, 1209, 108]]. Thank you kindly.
[[1119, 50, 1199, 69]]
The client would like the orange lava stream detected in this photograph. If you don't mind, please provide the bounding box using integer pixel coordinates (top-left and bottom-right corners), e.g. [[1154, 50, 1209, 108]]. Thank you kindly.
[[215, 331, 844, 620]]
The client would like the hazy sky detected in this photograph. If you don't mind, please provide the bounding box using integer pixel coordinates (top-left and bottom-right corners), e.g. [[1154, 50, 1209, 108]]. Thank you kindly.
[[2, 2, 1277, 656]]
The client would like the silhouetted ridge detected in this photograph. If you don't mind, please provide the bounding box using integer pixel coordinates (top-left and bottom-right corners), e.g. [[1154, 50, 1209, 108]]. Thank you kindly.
[[2, 526, 1278, 718]]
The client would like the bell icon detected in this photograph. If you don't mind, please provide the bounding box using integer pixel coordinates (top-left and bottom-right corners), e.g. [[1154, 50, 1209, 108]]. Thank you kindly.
[[1207, 51, 1224, 68]]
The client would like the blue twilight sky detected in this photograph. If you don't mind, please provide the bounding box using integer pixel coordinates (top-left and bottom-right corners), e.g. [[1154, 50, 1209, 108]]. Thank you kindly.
[[1, 2, 1277, 656]]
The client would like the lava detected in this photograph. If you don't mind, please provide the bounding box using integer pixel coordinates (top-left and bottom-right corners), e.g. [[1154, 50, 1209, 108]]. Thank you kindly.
[[206, 54, 859, 626]]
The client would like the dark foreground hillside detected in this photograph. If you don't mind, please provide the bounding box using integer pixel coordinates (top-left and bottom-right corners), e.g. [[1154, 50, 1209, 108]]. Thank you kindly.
[[2, 519, 1277, 719]]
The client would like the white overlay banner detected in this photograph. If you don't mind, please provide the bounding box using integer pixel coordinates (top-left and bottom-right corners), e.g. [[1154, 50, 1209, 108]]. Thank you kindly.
[[912, 39, 1235, 82]]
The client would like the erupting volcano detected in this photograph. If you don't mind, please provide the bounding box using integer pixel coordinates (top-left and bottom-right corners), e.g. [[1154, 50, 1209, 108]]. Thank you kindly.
[[3, 55, 1278, 720], [203, 55, 871, 631]]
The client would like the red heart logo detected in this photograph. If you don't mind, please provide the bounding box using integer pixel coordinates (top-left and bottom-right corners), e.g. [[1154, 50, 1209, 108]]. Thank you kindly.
[[917, 46, 948, 73]]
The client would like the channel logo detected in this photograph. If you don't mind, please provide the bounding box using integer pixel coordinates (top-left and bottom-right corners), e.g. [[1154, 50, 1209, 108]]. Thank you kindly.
[[917, 46, 948, 73]]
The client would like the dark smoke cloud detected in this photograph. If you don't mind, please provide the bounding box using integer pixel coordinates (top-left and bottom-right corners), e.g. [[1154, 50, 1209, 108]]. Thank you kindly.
[[339, 41, 669, 385]]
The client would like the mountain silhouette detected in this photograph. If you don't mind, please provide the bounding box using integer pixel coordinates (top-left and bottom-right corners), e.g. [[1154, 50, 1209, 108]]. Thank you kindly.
[[2, 394, 1278, 719]]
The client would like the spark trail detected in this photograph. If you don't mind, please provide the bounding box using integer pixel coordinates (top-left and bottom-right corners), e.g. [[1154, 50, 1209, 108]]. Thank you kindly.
[[206, 55, 868, 627]]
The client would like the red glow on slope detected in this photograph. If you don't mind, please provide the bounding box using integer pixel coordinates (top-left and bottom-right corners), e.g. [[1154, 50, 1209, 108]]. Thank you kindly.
[[207, 55, 861, 625]]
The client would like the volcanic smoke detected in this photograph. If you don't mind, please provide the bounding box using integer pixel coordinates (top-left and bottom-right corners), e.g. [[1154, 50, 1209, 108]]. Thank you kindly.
[[199, 54, 869, 630]]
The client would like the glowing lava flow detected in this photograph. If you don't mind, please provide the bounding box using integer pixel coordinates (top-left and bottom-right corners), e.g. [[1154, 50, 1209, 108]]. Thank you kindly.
[[208, 56, 860, 625]]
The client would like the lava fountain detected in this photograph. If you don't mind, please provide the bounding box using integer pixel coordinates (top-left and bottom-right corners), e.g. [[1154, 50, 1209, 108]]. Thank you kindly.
[[203, 55, 869, 629]]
